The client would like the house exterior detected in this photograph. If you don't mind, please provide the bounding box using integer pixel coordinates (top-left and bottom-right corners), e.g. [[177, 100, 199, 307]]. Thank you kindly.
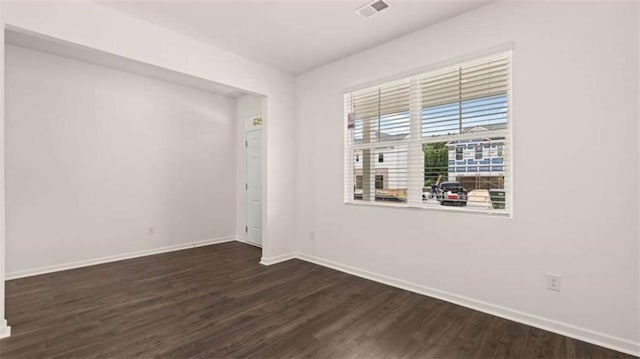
[[354, 145, 408, 191], [446, 136, 506, 190], [354, 128, 506, 193]]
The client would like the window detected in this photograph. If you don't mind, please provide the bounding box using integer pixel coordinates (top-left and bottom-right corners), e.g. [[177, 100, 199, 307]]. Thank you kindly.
[[344, 52, 511, 214], [355, 175, 363, 190], [455, 147, 463, 160], [375, 175, 384, 189], [475, 145, 483, 160]]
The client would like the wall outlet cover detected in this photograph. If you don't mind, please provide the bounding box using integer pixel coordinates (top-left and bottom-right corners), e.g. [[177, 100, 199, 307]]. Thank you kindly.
[[546, 273, 561, 292]]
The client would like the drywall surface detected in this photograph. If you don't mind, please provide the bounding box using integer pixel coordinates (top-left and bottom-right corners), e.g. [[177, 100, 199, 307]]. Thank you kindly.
[[5, 44, 237, 274], [296, 1, 639, 353], [2, 0, 297, 260]]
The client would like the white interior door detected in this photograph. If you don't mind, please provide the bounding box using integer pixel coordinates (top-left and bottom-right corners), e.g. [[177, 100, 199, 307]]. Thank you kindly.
[[245, 129, 262, 246]]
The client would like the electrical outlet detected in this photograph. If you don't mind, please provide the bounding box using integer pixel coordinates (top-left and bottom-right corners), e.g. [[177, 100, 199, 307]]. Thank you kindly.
[[148, 226, 155, 236], [310, 231, 315, 241], [546, 273, 561, 291]]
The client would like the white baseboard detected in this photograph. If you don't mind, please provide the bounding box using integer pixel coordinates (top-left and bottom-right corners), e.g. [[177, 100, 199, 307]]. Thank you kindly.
[[291, 252, 639, 357], [5, 236, 237, 280], [260, 252, 296, 266], [0, 320, 10, 339]]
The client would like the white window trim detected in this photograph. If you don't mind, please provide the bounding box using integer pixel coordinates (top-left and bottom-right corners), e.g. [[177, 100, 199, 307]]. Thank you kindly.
[[343, 50, 514, 217]]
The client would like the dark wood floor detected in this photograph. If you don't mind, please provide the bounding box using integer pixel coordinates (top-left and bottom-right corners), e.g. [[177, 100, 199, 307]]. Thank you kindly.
[[0, 242, 633, 358]]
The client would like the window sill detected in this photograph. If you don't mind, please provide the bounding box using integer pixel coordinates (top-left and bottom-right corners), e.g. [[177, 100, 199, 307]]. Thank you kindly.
[[344, 200, 512, 218]]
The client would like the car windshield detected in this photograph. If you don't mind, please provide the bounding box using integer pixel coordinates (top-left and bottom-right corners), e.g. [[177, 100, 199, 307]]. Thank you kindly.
[[441, 183, 462, 189]]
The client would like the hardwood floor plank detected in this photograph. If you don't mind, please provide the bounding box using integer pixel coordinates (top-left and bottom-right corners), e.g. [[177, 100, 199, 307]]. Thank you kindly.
[[0, 242, 633, 358]]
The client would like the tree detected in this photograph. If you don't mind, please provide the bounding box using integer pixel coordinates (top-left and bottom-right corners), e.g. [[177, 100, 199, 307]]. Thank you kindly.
[[423, 142, 449, 187]]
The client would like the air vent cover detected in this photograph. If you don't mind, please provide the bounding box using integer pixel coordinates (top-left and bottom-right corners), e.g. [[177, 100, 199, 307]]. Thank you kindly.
[[355, 0, 389, 18]]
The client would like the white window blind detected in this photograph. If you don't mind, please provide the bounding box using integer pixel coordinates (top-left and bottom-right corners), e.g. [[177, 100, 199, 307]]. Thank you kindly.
[[344, 52, 511, 215], [346, 79, 412, 203]]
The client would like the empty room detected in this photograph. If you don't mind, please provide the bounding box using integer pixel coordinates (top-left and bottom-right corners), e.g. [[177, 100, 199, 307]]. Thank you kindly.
[[0, 0, 638, 358]]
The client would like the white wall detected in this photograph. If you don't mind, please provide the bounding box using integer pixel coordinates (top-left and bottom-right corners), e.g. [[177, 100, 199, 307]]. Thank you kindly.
[[1, 0, 298, 262], [0, 1, 296, 336], [296, 1, 639, 354], [5, 44, 237, 275]]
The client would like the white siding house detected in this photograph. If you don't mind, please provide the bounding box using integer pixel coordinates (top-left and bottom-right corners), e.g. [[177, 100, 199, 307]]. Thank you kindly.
[[354, 127, 506, 194]]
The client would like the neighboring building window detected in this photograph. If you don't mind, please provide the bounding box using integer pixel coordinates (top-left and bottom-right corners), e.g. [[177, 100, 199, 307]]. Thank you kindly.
[[456, 147, 463, 160], [344, 52, 511, 214], [375, 175, 384, 189]]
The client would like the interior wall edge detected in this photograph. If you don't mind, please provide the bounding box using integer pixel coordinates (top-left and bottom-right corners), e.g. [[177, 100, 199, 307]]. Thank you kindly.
[[0, 2, 9, 339], [636, 0, 640, 347]]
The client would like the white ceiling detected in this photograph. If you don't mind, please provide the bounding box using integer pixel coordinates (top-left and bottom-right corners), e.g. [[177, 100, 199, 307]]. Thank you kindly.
[[100, 0, 492, 75]]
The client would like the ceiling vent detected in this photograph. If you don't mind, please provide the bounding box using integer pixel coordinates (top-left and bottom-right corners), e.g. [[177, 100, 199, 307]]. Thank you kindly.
[[355, 0, 389, 18]]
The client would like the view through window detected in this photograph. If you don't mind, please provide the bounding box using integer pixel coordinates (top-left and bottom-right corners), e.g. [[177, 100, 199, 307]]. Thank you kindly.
[[344, 53, 511, 214]]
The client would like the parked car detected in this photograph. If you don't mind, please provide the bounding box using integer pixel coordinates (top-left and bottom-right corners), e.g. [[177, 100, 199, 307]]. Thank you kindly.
[[435, 182, 468, 206]]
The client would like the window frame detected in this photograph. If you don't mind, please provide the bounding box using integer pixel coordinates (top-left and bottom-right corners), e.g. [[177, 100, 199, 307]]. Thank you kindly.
[[343, 50, 513, 217]]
